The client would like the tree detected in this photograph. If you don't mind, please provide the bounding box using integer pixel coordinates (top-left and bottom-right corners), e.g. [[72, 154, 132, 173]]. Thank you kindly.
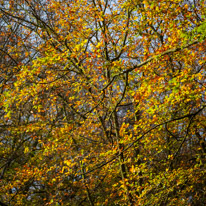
[[0, 0, 205, 205]]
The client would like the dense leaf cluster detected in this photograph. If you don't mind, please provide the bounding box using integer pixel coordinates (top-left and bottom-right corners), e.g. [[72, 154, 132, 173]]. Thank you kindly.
[[0, 0, 205, 205]]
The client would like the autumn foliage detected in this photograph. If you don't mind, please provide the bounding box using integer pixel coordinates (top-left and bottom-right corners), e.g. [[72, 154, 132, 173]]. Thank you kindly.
[[0, 0, 205, 205]]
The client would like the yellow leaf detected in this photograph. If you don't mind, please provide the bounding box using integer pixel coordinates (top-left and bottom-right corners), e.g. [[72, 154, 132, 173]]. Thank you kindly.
[[24, 147, 29, 153], [130, 165, 135, 173]]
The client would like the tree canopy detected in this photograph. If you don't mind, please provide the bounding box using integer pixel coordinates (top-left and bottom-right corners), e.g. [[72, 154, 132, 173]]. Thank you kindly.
[[0, 0, 205, 205]]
